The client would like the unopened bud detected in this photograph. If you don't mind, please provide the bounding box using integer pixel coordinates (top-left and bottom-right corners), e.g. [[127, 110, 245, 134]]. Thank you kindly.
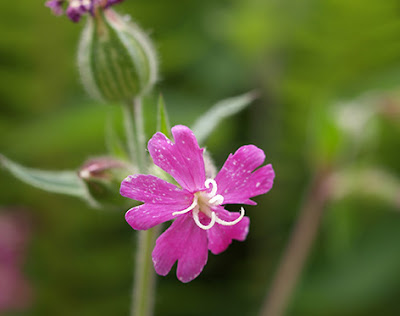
[[78, 9, 158, 102], [78, 157, 136, 208]]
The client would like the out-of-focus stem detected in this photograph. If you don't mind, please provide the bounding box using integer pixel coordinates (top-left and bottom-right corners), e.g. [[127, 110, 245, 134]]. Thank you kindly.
[[123, 97, 157, 316], [260, 169, 332, 316]]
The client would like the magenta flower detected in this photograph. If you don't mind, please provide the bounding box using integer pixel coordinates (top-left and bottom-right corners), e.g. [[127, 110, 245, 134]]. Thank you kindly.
[[45, 0, 124, 22], [120, 125, 275, 282]]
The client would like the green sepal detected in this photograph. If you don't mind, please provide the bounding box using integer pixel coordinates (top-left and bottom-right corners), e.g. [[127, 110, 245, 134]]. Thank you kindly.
[[157, 94, 172, 138]]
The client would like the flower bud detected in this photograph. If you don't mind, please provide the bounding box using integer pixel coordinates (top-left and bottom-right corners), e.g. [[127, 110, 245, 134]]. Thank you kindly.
[[78, 9, 158, 102], [78, 157, 137, 208]]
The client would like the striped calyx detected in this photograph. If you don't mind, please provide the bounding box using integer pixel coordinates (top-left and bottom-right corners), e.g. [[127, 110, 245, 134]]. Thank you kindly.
[[78, 9, 158, 102]]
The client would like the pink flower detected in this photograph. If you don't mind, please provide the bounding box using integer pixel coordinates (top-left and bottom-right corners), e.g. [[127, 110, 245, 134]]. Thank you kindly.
[[120, 125, 275, 282]]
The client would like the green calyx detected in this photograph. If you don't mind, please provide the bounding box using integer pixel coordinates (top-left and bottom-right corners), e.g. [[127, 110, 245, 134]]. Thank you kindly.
[[78, 9, 158, 103]]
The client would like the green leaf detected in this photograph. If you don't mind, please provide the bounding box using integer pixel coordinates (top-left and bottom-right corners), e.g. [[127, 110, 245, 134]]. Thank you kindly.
[[191, 91, 257, 144], [0, 154, 97, 207], [157, 94, 172, 138]]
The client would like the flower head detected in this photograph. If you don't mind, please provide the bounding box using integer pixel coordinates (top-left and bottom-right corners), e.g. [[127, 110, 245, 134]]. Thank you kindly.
[[45, 0, 124, 22], [120, 125, 275, 282]]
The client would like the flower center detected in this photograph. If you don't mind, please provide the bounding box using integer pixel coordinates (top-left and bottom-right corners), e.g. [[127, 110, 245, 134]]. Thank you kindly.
[[172, 179, 245, 230]]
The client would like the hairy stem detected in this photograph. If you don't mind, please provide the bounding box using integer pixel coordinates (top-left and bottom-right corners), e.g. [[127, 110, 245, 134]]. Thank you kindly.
[[124, 97, 157, 316], [132, 226, 160, 316], [260, 169, 332, 316]]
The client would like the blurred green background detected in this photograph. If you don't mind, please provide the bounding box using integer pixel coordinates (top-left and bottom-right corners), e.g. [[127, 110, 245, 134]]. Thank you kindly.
[[1, 0, 400, 315]]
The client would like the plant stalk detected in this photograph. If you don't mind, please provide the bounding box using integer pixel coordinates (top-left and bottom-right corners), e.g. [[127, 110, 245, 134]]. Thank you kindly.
[[260, 169, 332, 316], [131, 226, 160, 316], [123, 97, 158, 316]]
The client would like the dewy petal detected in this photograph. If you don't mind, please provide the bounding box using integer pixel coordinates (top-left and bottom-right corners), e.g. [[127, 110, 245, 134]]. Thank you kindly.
[[126, 203, 191, 230], [148, 125, 206, 192], [120, 174, 192, 205], [152, 214, 208, 283], [215, 145, 275, 205], [207, 207, 250, 255], [122, 174, 194, 230]]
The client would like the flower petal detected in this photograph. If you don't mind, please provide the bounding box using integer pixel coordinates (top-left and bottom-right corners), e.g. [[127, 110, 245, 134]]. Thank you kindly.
[[207, 207, 250, 255], [120, 174, 191, 204], [152, 214, 208, 283], [126, 202, 190, 230], [215, 145, 275, 205], [148, 125, 206, 192]]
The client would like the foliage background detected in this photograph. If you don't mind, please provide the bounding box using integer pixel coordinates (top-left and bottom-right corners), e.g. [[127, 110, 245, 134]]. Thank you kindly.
[[1, 0, 400, 315]]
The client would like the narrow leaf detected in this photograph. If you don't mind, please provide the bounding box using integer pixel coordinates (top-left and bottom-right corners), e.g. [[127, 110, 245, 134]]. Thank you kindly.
[[191, 91, 257, 144], [0, 154, 96, 205], [157, 94, 172, 138]]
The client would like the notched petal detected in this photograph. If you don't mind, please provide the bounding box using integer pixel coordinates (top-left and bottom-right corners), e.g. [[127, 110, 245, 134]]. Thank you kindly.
[[152, 214, 208, 282], [148, 125, 206, 192], [215, 145, 275, 205], [120, 174, 191, 204]]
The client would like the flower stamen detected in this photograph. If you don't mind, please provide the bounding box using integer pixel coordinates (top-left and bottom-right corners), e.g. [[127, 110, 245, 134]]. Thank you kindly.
[[193, 208, 216, 230], [172, 196, 198, 216], [215, 207, 245, 226], [172, 178, 242, 230]]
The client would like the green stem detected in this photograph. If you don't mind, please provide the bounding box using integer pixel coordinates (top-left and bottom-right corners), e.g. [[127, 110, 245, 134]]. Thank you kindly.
[[123, 97, 158, 316], [132, 227, 161, 316]]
